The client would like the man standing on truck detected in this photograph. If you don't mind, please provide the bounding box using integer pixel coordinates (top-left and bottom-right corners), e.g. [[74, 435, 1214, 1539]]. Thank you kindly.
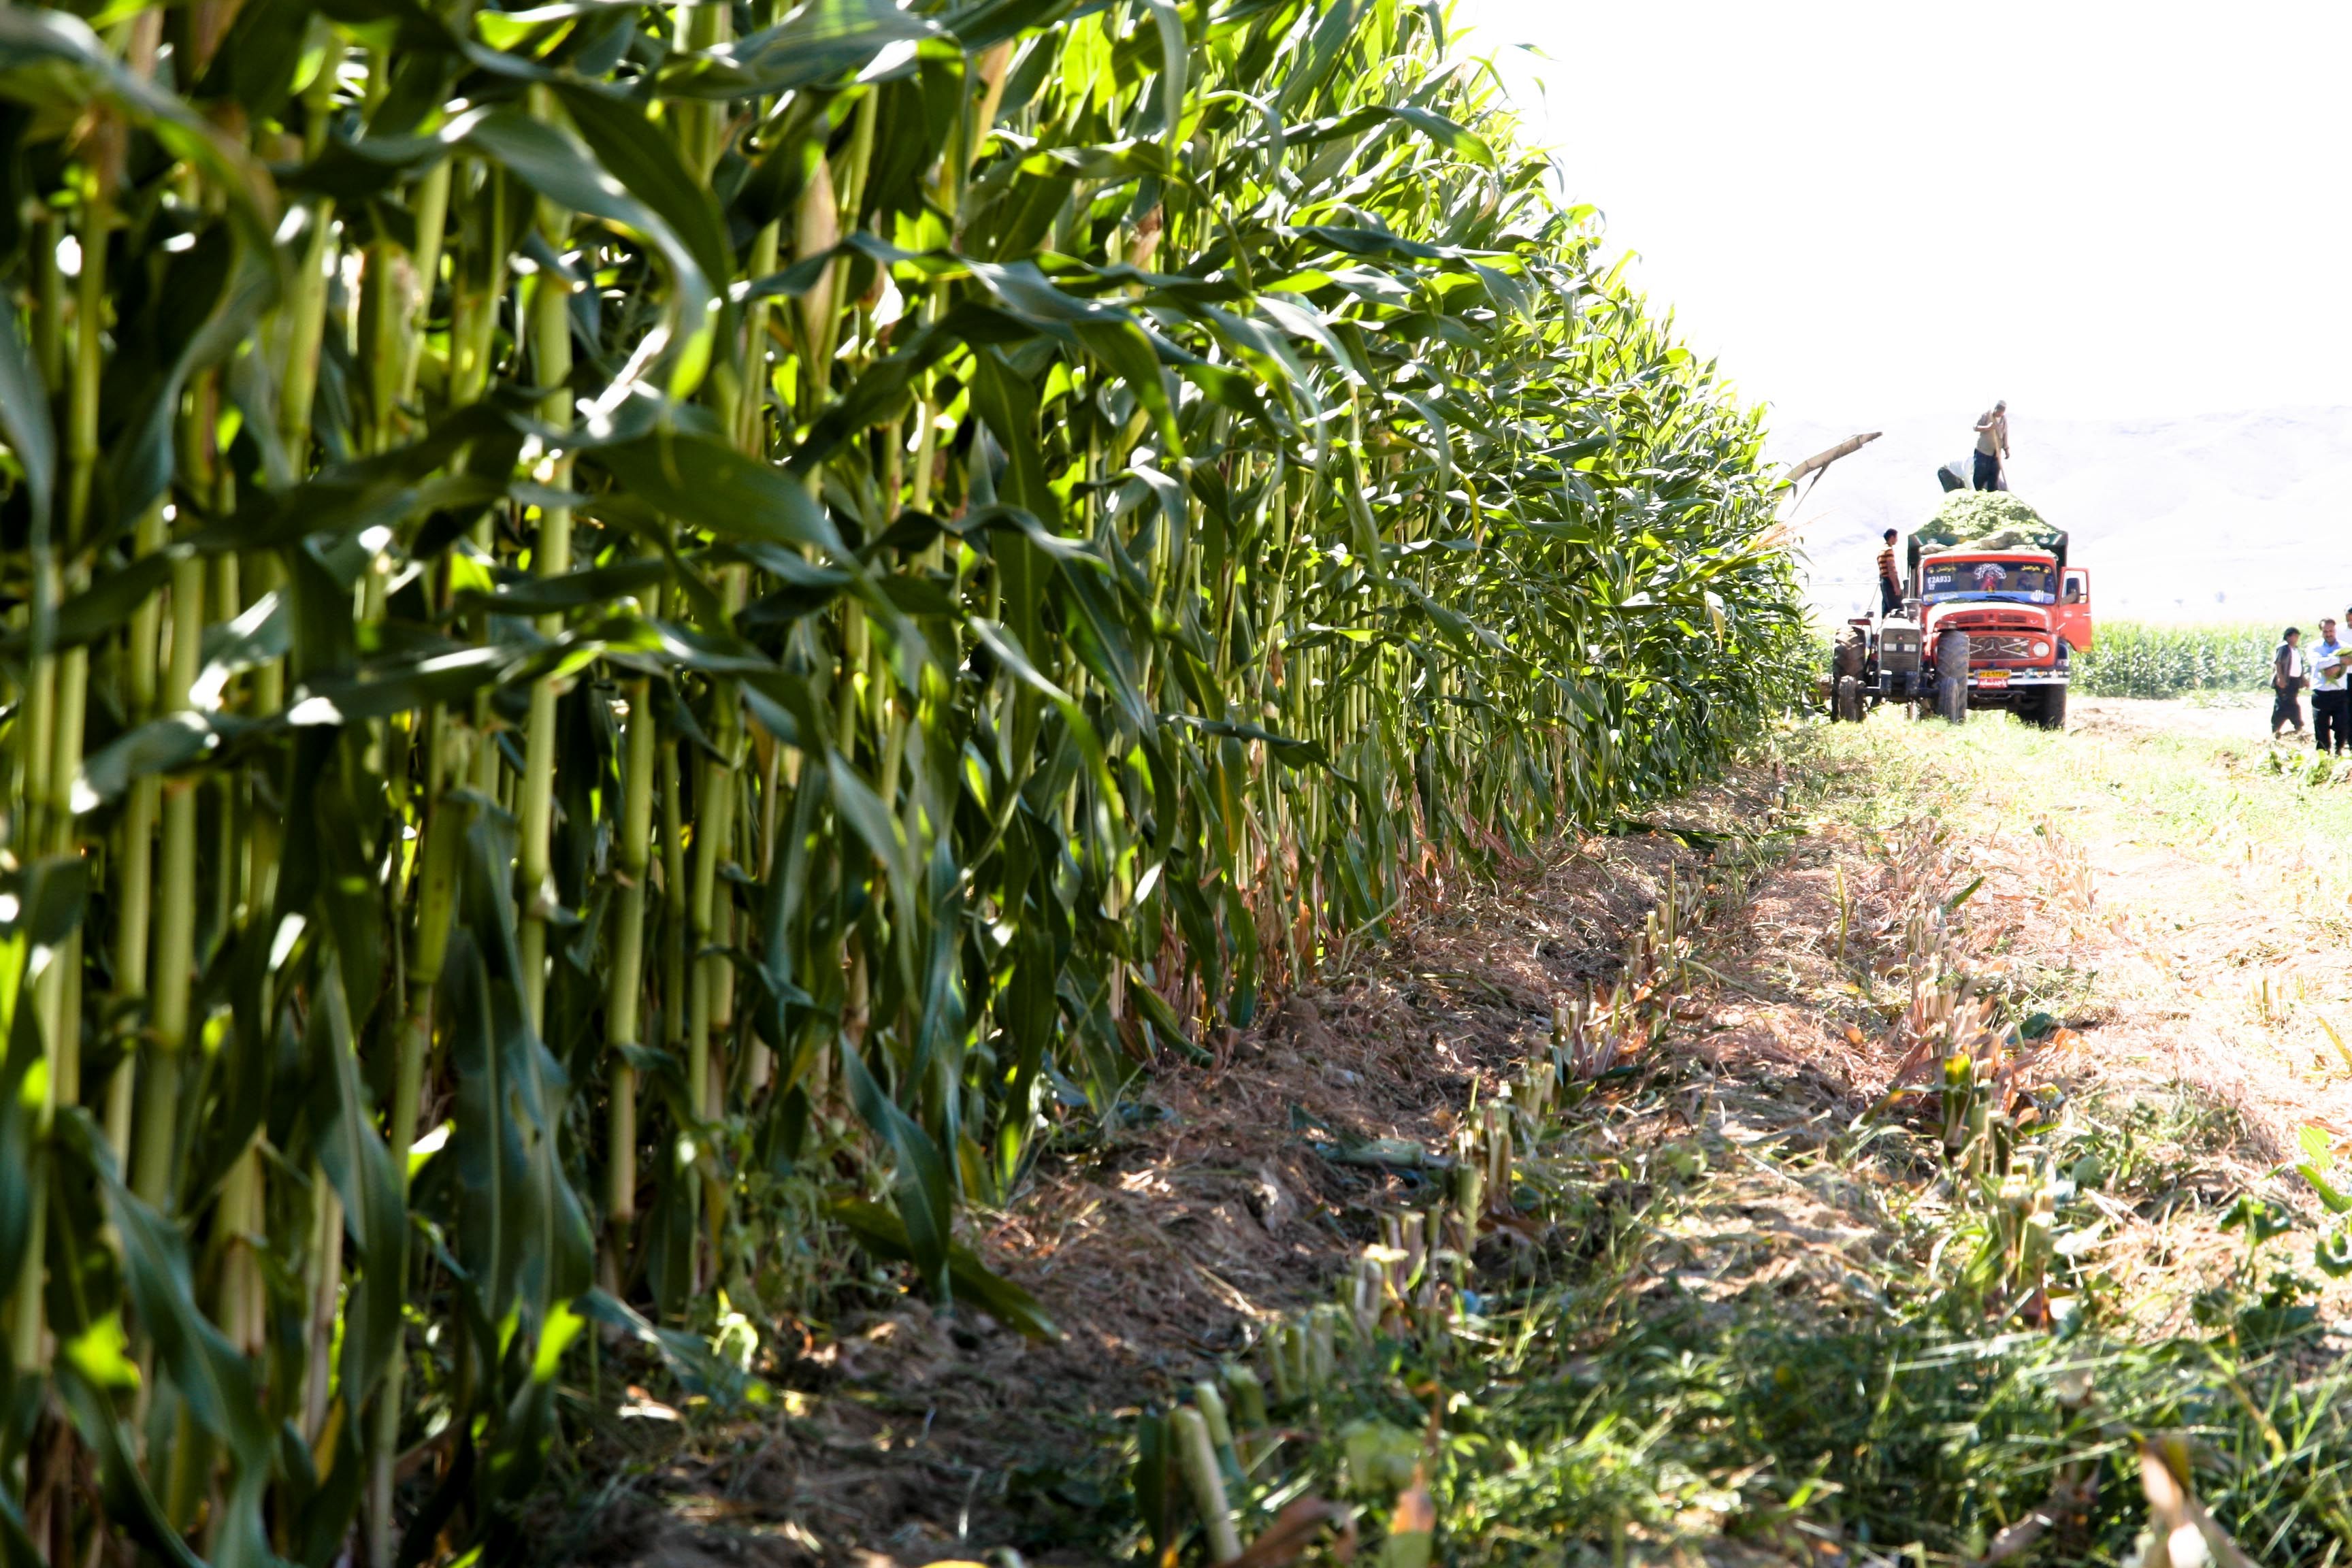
[[1973, 402, 2010, 491], [1876, 528, 1904, 615], [2310, 616, 2350, 753]]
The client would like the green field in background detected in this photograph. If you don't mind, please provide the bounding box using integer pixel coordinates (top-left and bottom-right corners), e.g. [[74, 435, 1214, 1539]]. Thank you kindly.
[[2071, 621, 2276, 698]]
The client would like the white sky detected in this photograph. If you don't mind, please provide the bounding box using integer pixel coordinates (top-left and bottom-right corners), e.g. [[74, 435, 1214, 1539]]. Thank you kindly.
[[1455, 1, 2352, 427]]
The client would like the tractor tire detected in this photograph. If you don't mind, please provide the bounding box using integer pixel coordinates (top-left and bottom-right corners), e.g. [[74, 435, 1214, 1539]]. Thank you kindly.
[[1935, 630, 1970, 724], [1837, 675, 1864, 723], [1829, 633, 1866, 721]]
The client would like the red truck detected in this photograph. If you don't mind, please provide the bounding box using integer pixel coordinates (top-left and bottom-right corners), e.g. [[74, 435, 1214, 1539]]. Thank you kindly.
[[1830, 534, 2093, 728]]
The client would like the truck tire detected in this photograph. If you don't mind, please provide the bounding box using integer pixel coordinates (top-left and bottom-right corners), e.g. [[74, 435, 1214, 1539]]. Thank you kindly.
[[2019, 683, 2067, 731], [1935, 630, 1970, 724], [1837, 675, 1864, 723]]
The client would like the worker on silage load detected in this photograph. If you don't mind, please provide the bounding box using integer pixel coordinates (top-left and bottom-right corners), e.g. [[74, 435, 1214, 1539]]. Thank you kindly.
[[1877, 528, 1904, 615], [1972, 401, 2010, 491]]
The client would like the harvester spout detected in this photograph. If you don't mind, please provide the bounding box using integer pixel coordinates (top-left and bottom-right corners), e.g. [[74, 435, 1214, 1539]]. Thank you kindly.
[[1783, 431, 1882, 506]]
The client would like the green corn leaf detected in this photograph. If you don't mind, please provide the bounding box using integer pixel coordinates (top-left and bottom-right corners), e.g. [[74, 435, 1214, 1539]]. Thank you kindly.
[[551, 82, 735, 290], [92, 1147, 272, 1471], [0, 8, 278, 247], [836, 1040, 958, 1303], [576, 1288, 772, 1408], [830, 1198, 1062, 1341], [71, 714, 225, 809], [50, 1360, 205, 1568], [657, 0, 940, 98], [593, 427, 846, 556], [0, 290, 52, 540], [308, 958, 408, 1411], [1294, 103, 1495, 168], [453, 105, 715, 399]]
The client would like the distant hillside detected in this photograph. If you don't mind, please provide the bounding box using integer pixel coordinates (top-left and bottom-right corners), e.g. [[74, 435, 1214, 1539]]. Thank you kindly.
[[1770, 407, 2352, 629]]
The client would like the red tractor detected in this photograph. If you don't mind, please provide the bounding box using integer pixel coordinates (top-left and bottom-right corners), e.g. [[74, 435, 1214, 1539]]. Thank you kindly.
[[1831, 533, 2092, 728]]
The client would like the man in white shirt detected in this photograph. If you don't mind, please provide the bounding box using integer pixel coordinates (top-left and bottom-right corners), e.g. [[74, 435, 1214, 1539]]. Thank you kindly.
[[1972, 401, 2010, 491], [2310, 617, 2349, 753]]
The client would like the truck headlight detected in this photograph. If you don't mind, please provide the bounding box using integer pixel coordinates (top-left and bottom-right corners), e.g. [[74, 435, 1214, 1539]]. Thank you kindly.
[[2031, 640, 2050, 657]]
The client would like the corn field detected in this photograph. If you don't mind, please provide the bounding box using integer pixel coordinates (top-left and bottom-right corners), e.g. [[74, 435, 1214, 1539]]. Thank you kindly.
[[0, 0, 1804, 1558], [2072, 621, 2274, 700]]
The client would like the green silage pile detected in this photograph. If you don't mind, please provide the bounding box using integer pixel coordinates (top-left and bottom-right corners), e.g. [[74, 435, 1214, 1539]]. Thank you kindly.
[[1915, 492, 2065, 554]]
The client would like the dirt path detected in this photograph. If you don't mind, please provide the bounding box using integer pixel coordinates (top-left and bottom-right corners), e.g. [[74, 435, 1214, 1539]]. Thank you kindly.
[[1849, 700, 2352, 1158], [2070, 690, 2272, 740], [1777, 698, 2352, 1339]]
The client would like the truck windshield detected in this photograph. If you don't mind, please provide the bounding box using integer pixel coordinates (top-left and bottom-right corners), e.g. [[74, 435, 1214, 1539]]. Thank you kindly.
[[1921, 558, 2054, 604]]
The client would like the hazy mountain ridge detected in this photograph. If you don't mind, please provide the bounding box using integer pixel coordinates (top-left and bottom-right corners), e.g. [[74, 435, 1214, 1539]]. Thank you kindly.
[[1768, 406, 2352, 629]]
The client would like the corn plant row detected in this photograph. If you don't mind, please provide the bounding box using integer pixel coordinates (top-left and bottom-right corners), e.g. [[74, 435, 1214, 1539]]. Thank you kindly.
[[0, 0, 1803, 1558], [2072, 621, 2275, 700]]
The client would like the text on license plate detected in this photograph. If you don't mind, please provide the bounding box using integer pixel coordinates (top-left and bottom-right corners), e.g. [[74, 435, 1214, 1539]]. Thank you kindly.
[[1974, 670, 2009, 687]]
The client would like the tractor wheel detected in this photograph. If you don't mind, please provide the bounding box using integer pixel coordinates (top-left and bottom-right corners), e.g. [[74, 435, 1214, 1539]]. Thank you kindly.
[[1837, 675, 1864, 723], [1829, 634, 1865, 721], [1935, 630, 1971, 724]]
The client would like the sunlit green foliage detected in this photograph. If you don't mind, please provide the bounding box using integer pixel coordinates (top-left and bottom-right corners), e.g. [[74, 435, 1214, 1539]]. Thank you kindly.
[[0, 0, 1802, 1556]]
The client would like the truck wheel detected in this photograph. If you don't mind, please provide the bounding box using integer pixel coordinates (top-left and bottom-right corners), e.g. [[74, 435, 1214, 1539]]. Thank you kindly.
[[1935, 630, 1970, 724], [1837, 675, 1864, 722], [2022, 683, 2067, 731]]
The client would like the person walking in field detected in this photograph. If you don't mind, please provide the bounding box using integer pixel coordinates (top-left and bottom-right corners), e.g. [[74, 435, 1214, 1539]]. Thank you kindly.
[[2274, 625, 2308, 739], [1876, 528, 1904, 615], [2310, 617, 2350, 753], [1973, 401, 2010, 491]]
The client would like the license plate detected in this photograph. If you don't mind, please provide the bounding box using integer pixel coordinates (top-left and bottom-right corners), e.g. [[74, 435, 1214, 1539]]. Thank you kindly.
[[1974, 669, 2010, 688]]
